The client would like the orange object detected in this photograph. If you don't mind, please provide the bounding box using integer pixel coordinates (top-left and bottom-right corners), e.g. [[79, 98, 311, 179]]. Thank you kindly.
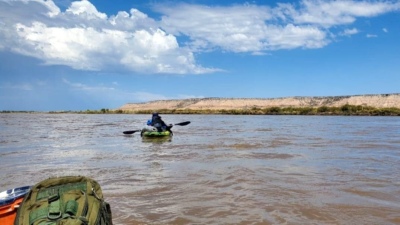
[[0, 197, 24, 225], [0, 186, 30, 225]]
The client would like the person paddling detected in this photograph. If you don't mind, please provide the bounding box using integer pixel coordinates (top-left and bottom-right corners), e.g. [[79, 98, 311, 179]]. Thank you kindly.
[[149, 112, 172, 132]]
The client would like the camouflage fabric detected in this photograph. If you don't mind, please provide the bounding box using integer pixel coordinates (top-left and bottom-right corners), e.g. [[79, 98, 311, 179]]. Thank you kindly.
[[14, 176, 112, 225]]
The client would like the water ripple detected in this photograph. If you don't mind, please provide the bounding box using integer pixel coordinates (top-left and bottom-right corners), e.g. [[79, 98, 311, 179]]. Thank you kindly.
[[1, 114, 400, 224]]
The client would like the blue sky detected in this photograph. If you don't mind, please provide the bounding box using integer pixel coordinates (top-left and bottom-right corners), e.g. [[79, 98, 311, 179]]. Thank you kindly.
[[0, 0, 399, 111]]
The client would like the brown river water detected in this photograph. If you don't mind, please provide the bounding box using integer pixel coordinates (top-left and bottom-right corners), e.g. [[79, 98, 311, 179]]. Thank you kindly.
[[1, 113, 399, 224]]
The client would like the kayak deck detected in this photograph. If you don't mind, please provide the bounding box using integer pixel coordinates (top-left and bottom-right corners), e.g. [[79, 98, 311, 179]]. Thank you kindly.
[[141, 130, 172, 137]]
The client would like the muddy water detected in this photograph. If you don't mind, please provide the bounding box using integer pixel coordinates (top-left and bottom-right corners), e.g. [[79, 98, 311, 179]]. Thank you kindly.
[[1, 114, 399, 224]]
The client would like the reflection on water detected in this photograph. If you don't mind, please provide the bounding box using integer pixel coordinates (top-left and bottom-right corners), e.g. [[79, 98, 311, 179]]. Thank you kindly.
[[141, 136, 173, 144], [1, 114, 400, 224]]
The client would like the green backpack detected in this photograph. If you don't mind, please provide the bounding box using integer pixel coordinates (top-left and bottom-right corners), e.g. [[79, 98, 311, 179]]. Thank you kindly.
[[14, 176, 112, 225]]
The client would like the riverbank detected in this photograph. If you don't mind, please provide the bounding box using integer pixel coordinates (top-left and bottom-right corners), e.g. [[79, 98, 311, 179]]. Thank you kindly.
[[120, 94, 400, 111], [2, 94, 399, 116], [117, 94, 400, 116]]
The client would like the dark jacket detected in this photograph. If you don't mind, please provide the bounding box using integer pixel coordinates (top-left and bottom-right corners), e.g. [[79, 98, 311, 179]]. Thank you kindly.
[[151, 115, 167, 131]]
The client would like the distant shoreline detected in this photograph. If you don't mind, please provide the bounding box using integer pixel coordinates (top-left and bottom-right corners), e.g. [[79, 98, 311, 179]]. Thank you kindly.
[[2, 94, 400, 116], [2, 104, 400, 116], [120, 93, 400, 111]]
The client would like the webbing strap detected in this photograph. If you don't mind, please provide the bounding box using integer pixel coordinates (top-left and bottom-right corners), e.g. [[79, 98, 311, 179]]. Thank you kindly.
[[37, 182, 87, 200], [48, 199, 61, 220], [30, 194, 62, 224], [28, 180, 93, 225], [29, 207, 48, 225], [65, 200, 78, 216], [38, 222, 56, 225], [29, 201, 79, 224]]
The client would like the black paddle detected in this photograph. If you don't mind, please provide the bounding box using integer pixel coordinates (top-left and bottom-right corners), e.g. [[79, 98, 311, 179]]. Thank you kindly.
[[123, 121, 190, 134], [123, 129, 141, 135], [174, 121, 191, 126]]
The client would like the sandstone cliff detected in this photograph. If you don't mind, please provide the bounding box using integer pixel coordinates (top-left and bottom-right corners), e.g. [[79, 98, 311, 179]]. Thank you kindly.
[[119, 94, 400, 112]]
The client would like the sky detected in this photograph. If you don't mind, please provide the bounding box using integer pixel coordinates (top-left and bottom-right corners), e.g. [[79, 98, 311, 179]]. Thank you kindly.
[[0, 0, 399, 111]]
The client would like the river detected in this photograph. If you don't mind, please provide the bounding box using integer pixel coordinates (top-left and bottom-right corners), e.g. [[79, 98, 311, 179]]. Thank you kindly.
[[1, 113, 399, 224]]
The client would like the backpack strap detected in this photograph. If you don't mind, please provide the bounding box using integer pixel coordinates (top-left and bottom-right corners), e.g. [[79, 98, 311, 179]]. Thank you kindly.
[[29, 207, 49, 225], [48, 194, 61, 220], [29, 194, 62, 224], [28, 185, 85, 225], [15, 176, 111, 225], [64, 200, 78, 217]]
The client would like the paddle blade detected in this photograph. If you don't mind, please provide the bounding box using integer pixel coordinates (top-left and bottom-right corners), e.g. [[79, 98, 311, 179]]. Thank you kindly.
[[123, 130, 141, 134], [174, 121, 190, 126]]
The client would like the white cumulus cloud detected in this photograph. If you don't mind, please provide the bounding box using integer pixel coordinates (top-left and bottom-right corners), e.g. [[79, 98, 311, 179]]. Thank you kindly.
[[0, 0, 399, 74], [0, 0, 217, 74]]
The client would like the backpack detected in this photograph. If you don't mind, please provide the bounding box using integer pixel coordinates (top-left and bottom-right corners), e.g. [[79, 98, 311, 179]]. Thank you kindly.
[[14, 176, 112, 225]]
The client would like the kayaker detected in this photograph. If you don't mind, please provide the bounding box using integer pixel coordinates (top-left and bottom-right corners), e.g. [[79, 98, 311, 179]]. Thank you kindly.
[[149, 112, 172, 132]]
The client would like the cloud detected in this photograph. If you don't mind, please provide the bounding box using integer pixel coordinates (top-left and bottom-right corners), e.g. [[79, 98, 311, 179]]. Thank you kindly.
[[158, 3, 328, 52], [62, 78, 115, 91], [286, 0, 399, 27], [340, 28, 359, 36], [65, 0, 107, 20], [366, 34, 378, 38], [0, 0, 217, 74], [1, 82, 33, 91], [14, 22, 198, 73], [382, 28, 388, 33], [0, 0, 399, 74], [157, 0, 399, 52]]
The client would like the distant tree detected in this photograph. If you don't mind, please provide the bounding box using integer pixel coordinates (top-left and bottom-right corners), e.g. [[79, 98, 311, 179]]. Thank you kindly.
[[317, 106, 329, 113]]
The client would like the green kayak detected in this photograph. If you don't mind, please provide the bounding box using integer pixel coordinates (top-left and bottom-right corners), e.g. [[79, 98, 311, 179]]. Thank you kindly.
[[140, 130, 172, 138]]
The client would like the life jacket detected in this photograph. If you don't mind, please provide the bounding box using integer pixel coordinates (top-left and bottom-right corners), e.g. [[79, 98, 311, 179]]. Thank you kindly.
[[151, 115, 166, 131], [151, 116, 164, 126]]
